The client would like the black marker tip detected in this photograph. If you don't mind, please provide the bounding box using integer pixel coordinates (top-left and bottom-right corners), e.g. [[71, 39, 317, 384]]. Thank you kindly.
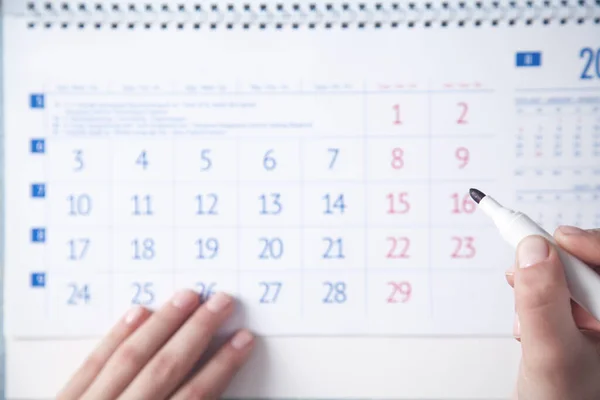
[[469, 188, 486, 204]]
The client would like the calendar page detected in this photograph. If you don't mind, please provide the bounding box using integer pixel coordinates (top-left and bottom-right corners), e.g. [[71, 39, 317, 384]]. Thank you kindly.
[[3, 1, 600, 343]]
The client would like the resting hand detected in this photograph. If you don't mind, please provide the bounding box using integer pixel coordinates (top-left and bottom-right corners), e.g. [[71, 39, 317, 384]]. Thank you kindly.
[[57, 290, 254, 400]]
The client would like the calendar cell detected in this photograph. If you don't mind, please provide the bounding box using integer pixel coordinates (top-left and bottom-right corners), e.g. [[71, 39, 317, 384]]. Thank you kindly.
[[46, 138, 110, 181], [430, 184, 488, 227], [113, 229, 174, 272], [174, 270, 239, 301], [174, 270, 241, 335], [302, 139, 364, 182], [430, 137, 501, 180], [48, 272, 110, 336], [431, 92, 496, 136], [238, 184, 301, 227], [46, 228, 110, 271], [238, 271, 301, 334], [239, 229, 301, 270], [367, 138, 429, 181], [302, 183, 365, 227], [174, 228, 237, 271], [47, 182, 111, 227], [303, 270, 365, 333], [303, 228, 365, 270], [367, 270, 432, 333], [113, 183, 174, 227], [366, 93, 428, 136], [112, 273, 174, 314], [174, 183, 237, 228], [173, 138, 238, 183], [367, 228, 428, 269], [431, 270, 513, 334], [238, 139, 301, 182], [112, 139, 174, 182], [430, 227, 502, 269], [366, 183, 429, 227]]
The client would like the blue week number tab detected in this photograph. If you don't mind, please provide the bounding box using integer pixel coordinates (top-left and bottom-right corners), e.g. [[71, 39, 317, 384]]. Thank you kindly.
[[31, 183, 46, 198], [30, 93, 45, 109], [516, 51, 542, 67], [31, 272, 46, 288], [31, 228, 46, 243], [30, 139, 45, 154]]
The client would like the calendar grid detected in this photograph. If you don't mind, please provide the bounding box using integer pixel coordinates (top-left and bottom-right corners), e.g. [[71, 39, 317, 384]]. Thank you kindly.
[[16, 82, 557, 337]]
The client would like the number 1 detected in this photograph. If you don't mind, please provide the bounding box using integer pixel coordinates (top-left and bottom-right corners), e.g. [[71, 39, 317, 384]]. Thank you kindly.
[[392, 104, 402, 125]]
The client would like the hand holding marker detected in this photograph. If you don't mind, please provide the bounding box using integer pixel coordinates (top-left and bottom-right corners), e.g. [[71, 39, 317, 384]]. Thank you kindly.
[[470, 188, 600, 322]]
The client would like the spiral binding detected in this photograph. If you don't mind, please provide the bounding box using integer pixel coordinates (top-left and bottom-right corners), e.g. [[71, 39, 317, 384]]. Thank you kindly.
[[16, 1, 600, 29]]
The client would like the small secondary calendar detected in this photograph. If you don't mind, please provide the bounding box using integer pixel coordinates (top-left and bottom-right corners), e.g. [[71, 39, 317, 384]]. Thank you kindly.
[[3, 0, 600, 340]]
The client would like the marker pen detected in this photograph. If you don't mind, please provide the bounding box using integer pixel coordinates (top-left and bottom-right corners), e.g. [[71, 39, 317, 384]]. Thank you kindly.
[[469, 188, 600, 322]]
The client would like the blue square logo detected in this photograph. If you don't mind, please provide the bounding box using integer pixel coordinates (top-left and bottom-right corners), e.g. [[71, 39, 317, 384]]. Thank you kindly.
[[31, 272, 46, 288], [30, 94, 45, 109], [516, 52, 542, 67], [31, 228, 46, 243], [30, 139, 45, 154], [31, 183, 46, 198]]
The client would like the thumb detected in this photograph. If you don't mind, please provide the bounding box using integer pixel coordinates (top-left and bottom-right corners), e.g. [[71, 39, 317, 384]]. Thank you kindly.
[[514, 235, 583, 367]]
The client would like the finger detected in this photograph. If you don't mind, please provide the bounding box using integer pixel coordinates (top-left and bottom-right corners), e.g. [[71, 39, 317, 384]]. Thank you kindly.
[[554, 226, 600, 267], [513, 235, 587, 370], [507, 268, 600, 333], [572, 301, 600, 333], [57, 306, 151, 400], [171, 329, 255, 400], [119, 292, 235, 400], [81, 289, 200, 400], [505, 266, 515, 288]]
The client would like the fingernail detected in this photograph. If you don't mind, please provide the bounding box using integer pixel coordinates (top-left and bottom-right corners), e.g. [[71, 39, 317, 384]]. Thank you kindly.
[[171, 289, 199, 309], [558, 225, 584, 235], [205, 292, 232, 313], [124, 306, 145, 325], [513, 314, 520, 338], [231, 330, 254, 350], [518, 236, 549, 268], [505, 265, 515, 276]]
